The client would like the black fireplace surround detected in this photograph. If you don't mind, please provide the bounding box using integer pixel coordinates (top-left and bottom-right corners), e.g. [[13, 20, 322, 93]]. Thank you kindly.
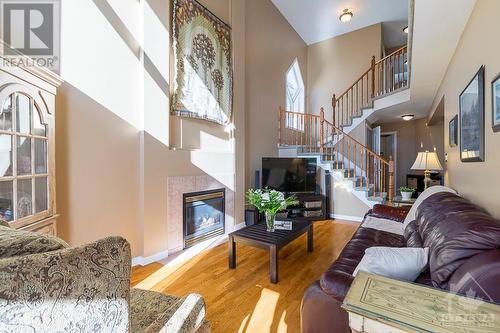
[[183, 189, 225, 248]]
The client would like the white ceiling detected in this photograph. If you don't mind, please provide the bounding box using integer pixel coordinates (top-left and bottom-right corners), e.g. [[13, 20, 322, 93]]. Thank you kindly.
[[271, 0, 409, 46]]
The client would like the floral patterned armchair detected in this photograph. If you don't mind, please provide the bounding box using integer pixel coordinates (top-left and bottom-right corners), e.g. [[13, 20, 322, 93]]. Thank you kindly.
[[0, 225, 209, 332]]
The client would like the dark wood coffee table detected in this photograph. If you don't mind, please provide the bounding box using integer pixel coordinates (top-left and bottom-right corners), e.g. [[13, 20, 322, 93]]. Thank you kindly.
[[228, 220, 313, 283]]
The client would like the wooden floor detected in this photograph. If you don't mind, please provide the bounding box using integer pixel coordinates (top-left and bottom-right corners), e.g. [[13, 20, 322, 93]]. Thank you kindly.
[[131, 220, 357, 333]]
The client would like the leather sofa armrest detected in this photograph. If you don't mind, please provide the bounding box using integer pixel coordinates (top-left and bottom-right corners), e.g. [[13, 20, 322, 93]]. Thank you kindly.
[[447, 249, 500, 304], [301, 281, 350, 333], [368, 204, 411, 222]]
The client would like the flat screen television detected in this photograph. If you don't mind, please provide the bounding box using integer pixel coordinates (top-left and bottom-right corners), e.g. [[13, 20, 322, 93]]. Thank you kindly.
[[261, 158, 317, 193]]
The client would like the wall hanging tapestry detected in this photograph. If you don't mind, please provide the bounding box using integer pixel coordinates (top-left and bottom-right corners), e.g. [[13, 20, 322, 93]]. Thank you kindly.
[[171, 0, 233, 125]]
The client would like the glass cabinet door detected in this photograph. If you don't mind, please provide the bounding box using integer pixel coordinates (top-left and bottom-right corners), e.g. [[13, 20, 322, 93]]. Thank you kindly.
[[0, 92, 50, 225]]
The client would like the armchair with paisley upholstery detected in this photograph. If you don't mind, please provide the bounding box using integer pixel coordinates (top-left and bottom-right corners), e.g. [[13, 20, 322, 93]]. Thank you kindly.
[[0, 224, 210, 332]]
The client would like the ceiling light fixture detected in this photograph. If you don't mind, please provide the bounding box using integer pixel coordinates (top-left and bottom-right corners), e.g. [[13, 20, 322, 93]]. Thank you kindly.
[[339, 9, 353, 23], [403, 26, 409, 34], [402, 114, 415, 121]]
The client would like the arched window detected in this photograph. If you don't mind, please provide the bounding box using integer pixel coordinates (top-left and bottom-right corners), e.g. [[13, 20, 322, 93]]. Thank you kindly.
[[286, 59, 305, 130]]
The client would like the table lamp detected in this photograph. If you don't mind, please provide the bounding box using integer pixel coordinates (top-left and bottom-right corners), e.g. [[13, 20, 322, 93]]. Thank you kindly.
[[411, 151, 443, 190]]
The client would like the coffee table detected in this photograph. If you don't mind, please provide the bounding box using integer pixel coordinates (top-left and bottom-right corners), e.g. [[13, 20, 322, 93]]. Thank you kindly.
[[228, 220, 313, 283]]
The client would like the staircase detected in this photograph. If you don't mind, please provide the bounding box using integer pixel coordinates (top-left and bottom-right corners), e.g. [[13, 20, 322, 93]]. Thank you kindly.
[[278, 46, 409, 205], [333, 46, 408, 130]]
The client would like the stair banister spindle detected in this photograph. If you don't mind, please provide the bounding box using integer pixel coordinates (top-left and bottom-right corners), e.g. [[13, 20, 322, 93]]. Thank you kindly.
[[278, 107, 282, 145], [320, 108, 325, 153], [354, 142, 357, 181], [332, 94, 336, 126], [347, 137, 350, 176], [314, 115, 318, 150], [371, 55, 375, 98], [294, 113, 296, 145], [305, 114, 311, 151], [388, 157, 394, 202]]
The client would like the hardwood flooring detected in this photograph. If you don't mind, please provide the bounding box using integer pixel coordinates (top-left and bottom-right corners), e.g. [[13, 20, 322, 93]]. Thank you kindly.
[[131, 220, 358, 333]]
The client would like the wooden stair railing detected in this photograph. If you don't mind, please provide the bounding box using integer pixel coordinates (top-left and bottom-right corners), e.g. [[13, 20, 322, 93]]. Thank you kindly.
[[278, 107, 394, 202], [333, 45, 408, 128]]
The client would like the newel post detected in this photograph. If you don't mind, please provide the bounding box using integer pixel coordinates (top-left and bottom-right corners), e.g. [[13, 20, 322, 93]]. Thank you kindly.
[[320, 107, 325, 153], [371, 55, 376, 98], [388, 156, 395, 203], [332, 94, 336, 126], [278, 107, 283, 146]]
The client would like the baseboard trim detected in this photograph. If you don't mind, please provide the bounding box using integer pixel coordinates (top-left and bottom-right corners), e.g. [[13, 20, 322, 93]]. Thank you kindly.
[[132, 250, 169, 267], [132, 222, 247, 267], [330, 213, 363, 223]]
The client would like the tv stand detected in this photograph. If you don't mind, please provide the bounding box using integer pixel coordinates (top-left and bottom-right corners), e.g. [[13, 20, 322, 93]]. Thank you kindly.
[[276, 193, 326, 222], [245, 193, 327, 226]]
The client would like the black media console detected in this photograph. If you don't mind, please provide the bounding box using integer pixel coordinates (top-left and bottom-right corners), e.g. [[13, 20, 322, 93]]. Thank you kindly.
[[245, 193, 326, 226]]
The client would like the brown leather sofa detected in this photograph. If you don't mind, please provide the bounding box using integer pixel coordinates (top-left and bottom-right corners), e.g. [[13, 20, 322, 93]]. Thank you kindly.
[[301, 191, 500, 333]]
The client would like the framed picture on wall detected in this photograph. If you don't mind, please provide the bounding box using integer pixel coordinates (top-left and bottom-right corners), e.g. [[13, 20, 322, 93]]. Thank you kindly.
[[449, 115, 458, 147], [459, 66, 485, 162], [492, 73, 500, 132]]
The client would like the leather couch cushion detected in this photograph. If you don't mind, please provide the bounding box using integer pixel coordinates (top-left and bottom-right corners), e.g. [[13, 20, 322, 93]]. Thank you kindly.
[[320, 227, 404, 301], [404, 220, 423, 247], [414, 270, 433, 287], [447, 250, 500, 303], [362, 216, 404, 235], [370, 204, 411, 222], [403, 185, 457, 229], [415, 192, 500, 289]]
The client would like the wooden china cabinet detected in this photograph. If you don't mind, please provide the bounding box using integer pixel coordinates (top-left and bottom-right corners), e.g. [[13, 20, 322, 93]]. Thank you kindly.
[[0, 55, 63, 235]]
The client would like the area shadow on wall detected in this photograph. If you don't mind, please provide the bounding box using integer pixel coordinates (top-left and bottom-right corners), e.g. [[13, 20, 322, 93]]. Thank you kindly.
[[56, 81, 141, 254]]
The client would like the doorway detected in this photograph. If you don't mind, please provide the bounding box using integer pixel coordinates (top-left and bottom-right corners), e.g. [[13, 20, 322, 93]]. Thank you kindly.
[[380, 132, 398, 192]]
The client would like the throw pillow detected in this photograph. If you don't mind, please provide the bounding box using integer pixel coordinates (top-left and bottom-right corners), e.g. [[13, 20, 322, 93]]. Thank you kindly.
[[353, 247, 429, 282]]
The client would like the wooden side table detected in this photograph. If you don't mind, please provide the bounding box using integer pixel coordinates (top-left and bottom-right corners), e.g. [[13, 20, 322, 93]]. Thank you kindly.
[[342, 272, 500, 333]]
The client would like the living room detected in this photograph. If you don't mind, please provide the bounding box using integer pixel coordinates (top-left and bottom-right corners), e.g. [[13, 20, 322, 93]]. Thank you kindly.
[[1, 0, 500, 332]]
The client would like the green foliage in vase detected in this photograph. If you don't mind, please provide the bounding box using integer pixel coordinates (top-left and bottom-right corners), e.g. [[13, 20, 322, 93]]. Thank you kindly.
[[246, 188, 299, 215], [399, 186, 416, 193]]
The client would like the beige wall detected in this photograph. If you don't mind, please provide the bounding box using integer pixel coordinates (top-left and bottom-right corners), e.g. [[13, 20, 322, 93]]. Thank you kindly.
[[245, 0, 308, 189], [379, 119, 445, 190], [307, 24, 382, 121], [56, 83, 141, 255], [428, 0, 500, 218], [56, 0, 245, 258], [56, 0, 143, 255]]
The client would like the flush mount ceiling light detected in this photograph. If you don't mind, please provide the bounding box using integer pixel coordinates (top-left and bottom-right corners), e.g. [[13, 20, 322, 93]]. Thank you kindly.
[[403, 26, 409, 34], [339, 9, 353, 23], [402, 114, 415, 121]]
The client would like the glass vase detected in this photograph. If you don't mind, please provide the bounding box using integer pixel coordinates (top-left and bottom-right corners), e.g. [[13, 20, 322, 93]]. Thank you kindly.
[[265, 211, 275, 232]]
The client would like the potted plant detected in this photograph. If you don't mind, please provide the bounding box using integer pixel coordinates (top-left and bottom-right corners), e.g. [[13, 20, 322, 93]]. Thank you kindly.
[[399, 186, 416, 201], [246, 188, 299, 232]]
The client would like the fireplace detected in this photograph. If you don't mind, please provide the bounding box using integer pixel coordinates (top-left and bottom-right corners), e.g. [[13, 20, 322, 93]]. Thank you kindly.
[[183, 189, 225, 249]]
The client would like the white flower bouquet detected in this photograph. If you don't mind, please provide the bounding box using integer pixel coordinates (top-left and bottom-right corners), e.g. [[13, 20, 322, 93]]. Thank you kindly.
[[246, 188, 298, 232]]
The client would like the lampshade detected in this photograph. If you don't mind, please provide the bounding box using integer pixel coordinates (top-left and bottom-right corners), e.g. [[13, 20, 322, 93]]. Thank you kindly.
[[411, 151, 443, 171]]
